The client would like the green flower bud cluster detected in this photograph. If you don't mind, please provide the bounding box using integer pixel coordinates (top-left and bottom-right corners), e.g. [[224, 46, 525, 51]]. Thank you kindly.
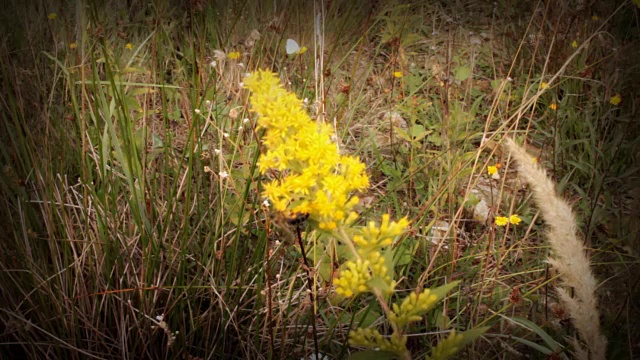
[[348, 328, 409, 358], [389, 289, 439, 327]]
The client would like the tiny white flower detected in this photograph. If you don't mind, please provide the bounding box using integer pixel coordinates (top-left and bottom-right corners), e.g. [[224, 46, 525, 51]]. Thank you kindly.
[[223, 132, 230, 138], [262, 199, 270, 207], [214, 149, 221, 155], [238, 126, 243, 131], [205, 100, 212, 107], [507, 76, 513, 82], [209, 60, 217, 67], [303, 98, 309, 104], [243, 118, 249, 124], [156, 314, 164, 321], [219, 171, 229, 179], [194, 109, 201, 114], [239, 82, 244, 87], [237, 62, 245, 68]]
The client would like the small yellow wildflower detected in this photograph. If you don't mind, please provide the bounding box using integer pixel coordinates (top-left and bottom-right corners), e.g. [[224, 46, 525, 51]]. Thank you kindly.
[[549, 103, 557, 110], [531, 157, 538, 164], [540, 82, 549, 89], [591, 15, 600, 21], [48, 13, 57, 20], [393, 71, 403, 78], [610, 94, 622, 106], [571, 40, 578, 48], [69, 42, 77, 49], [495, 216, 509, 227], [228, 51, 241, 60], [125, 43, 133, 50], [487, 165, 498, 176], [509, 215, 522, 225]]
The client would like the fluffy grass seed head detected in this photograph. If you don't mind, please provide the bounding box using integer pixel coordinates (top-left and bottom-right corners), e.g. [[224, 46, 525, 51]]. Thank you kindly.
[[245, 70, 370, 228]]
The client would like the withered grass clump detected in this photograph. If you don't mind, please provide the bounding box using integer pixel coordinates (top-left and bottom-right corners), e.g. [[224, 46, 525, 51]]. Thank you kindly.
[[504, 138, 606, 360]]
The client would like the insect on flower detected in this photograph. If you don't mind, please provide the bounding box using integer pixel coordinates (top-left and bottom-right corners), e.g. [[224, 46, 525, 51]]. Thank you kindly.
[[286, 212, 310, 227]]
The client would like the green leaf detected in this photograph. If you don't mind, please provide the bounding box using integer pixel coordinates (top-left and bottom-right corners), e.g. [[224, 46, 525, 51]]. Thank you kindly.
[[454, 65, 471, 82]]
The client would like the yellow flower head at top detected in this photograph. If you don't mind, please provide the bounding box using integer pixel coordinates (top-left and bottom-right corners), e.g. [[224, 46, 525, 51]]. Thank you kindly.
[[48, 13, 57, 20], [571, 40, 578, 48], [125, 43, 133, 50], [228, 51, 241, 60], [549, 103, 557, 110], [540, 82, 549, 90], [487, 165, 498, 176], [610, 94, 622, 106], [393, 71, 403, 78], [495, 214, 522, 227], [495, 216, 509, 227], [245, 70, 370, 230], [509, 215, 522, 225]]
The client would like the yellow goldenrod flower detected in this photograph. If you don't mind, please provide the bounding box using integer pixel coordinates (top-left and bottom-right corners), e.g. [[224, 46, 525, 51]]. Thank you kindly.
[[540, 82, 549, 90], [549, 103, 557, 110], [69, 42, 77, 49], [393, 71, 403, 78], [125, 43, 133, 50], [571, 40, 578, 48], [245, 70, 370, 228], [48, 12, 57, 20], [495, 216, 509, 226], [487, 165, 498, 176], [610, 94, 622, 106], [509, 214, 522, 225], [228, 51, 241, 60]]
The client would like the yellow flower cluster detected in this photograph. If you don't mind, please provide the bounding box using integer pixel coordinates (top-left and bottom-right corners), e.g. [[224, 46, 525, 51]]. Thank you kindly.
[[495, 214, 522, 226], [353, 214, 409, 256], [389, 289, 439, 327], [334, 214, 408, 298], [333, 259, 371, 298], [349, 328, 409, 357], [245, 70, 369, 229]]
